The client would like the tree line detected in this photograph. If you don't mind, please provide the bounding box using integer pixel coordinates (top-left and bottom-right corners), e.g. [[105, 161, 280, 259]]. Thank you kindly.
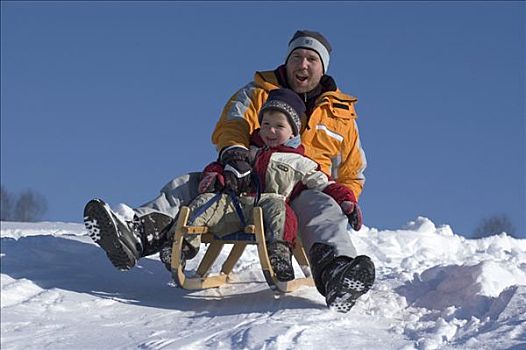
[[472, 214, 517, 239], [1, 185, 48, 222]]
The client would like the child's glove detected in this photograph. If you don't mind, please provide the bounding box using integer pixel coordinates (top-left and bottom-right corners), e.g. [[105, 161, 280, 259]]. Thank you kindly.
[[220, 147, 252, 194], [198, 172, 225, 194], [340, 201, 363, 231]]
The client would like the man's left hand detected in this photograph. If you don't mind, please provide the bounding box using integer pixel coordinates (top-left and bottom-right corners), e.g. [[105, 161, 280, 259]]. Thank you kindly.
[[340, 201, 363, 231]]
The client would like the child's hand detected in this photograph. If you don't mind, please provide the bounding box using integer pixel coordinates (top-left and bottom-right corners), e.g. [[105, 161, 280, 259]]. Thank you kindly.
[[220, 147, 252, 194], [223, 165, 251, 194]]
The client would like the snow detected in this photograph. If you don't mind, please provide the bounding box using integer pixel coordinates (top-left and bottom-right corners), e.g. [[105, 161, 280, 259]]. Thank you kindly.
[[1, 218, 525, 350]]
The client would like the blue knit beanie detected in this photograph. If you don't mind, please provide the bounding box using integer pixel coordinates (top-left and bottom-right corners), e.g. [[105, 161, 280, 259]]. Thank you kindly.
[[259, 88, 306, 136]]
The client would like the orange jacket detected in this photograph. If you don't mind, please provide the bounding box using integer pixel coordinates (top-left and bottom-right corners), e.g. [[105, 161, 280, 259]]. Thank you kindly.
[[211, 68, 367, 199]]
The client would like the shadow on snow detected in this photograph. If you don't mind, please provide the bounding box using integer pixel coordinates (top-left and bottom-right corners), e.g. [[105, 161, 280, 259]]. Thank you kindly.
[[1, 235, 323, 315]]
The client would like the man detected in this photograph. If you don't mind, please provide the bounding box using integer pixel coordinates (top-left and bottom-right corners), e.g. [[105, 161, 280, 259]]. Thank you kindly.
[[84, 30, 375, 313]]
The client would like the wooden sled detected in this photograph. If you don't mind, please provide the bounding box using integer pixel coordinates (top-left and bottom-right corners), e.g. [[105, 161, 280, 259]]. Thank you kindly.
[[170, 206, 315, 293]]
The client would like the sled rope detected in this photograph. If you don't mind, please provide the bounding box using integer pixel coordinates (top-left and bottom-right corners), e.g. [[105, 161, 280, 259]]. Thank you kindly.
[[227, 189, 247, 227], [187, 191, 249, 228], [251, 172, 262, 207], [188, 172, 262, 228]]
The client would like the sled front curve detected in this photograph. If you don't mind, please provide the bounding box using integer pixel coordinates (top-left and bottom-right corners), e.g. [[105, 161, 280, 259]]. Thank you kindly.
[[170, 206, 314, 293]]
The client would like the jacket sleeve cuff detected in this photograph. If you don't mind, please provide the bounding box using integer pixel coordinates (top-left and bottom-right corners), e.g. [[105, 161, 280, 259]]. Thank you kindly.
[[202, 161, 225, 175], [218, 144, 249, 162], [323, 183, 357, 205]]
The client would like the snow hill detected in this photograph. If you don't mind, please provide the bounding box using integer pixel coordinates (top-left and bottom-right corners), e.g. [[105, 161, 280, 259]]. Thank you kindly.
[[1, 218, 525, 350]]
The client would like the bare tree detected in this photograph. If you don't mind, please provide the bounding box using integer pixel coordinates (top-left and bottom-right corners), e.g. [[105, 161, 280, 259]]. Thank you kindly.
[[13, 189, 48, 222], [473, 214, 516, 238], [1, 185, 15, 221]]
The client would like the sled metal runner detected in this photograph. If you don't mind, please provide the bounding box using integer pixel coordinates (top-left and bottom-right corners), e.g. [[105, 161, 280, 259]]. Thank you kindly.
[[170, 206, 314, 293]]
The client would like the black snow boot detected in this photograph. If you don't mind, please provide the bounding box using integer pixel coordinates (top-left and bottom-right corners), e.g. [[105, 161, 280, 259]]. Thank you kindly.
[[267, 242, 295, 282], [309, 243, 375, 312], [322, 255, 375, 313], [84, 199, 173, 270], [139, 211, 175, 257], [309, 243, 337, 295]]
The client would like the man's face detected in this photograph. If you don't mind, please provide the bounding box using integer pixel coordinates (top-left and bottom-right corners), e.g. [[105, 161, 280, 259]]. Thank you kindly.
[[286, 48, 324, 94]]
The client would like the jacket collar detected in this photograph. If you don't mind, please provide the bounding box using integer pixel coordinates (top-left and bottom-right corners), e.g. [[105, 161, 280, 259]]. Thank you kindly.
[[274, 65, 337, 115], [274, 65, 337, 95]]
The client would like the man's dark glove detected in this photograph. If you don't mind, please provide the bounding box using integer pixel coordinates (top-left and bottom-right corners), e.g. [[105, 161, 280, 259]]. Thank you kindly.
[[220, 146, 252, 194], [340, 201, 363, 231]]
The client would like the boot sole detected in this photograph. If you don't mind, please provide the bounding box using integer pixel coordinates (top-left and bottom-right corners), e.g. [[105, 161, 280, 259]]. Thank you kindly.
[[326, 256, 375, 313], [84, 199, 137, 270]]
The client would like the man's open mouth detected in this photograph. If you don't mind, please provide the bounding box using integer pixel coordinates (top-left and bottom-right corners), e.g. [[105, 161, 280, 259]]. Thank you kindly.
[[296, 74, 308, 82]]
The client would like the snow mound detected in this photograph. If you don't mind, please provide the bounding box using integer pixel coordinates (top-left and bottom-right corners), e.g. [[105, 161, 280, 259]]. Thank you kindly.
[[397, 260, 526, 319], [1, 218, 525, 350]]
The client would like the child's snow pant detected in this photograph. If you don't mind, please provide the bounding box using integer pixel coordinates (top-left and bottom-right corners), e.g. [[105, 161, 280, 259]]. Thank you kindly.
[[183, 192, 297, 252]]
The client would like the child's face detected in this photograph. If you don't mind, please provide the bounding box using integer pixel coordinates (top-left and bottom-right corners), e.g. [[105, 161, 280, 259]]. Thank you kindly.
[[260, 110, 294, 147]]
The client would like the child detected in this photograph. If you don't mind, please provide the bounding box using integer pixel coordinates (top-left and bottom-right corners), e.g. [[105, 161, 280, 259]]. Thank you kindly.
[[181, 88, 360, 282]]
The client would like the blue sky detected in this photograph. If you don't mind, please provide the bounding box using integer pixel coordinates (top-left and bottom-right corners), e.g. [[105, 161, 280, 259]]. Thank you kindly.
[[1, 1, 524, 237]]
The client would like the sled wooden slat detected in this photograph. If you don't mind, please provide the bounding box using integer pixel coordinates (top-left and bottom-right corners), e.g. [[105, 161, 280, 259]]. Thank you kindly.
[[244, 225, 256, 234], [292, 243, 310, 270], [184, 226, 209, 234], [252, 207, 315, 292], [180, 273, 229, 290], [170, 205, 314, 293], [196, 241, 224, 277], [221, 242, 248, 275], [171, 206, 190, 288]]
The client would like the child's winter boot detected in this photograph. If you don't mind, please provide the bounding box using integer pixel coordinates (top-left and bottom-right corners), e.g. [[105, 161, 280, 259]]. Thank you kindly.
[[159, 239, 199, 272], [267, 242, 295, 282]]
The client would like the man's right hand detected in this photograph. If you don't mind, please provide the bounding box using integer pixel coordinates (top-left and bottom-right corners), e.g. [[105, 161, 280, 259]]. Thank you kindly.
[[220, 146, 252, 194]]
